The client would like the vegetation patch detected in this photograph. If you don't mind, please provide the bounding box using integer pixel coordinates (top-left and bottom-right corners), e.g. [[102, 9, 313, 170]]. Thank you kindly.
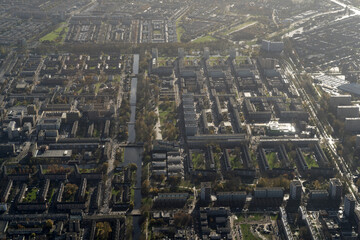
[[23, 187, 38, 203], [221, 21, 257, 36], [40, 23, 68, 43], [47, 188, 55, 204], [266, 151, 281, 169], [153, 30, 162, 35], [240, 224, 261, 240], [191, 152, 206, 170], [303, 152, 319, 168], [96, 222, 112, 240], [159, 101, 178, 141], [229, 148, 244, 169], [192, 35, 217, 43], [43, 164, 72, 174], [63, 183, 78, 202], [176, 18, 185, 42]]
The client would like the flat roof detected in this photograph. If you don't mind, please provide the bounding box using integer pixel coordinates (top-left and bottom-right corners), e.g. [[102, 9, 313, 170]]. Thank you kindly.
[[35, 150, 72, 158], [338, 83, 360, 96], [316, 75, 348, 88]]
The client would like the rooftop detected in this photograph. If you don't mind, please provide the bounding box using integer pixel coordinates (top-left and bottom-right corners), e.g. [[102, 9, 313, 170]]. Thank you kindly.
[[338, 83, 360, 96], [35, 150, 72, 158]]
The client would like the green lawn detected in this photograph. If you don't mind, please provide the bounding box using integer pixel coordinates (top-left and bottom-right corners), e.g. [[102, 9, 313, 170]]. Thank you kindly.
[[183, 56, 201, 66], [303, 152, 319, 168], [192, 152, 206, 170], [236, 214, 246, 222], [141, 197, 153, 211], [157, 57, 176, 67], [40, 23, 68, 42], [79, 168, 97, 173], [236, 214, 265, 222], [240, 224, 261, 240], [47, 188, 55, 204], [23, 187, 38, 203], [112, 188, 121, 202], [114, 75, 121, 83], [192, 35, 217, 43], [130, 188, 135, 202], [234, 56, 249, 65], [266, 152, 281, 169], [229, 152, 244, 169], [248, 214, 265, 221], [176, 18, 185, 42], [214, 152, 221, 170], [153, 29, 162, 35], [159, 102, 174, 124], [93, 128, 100, 137], [159, 107, 170, 125], [94, 82, 101, 94], [208, 56, 226, 66]]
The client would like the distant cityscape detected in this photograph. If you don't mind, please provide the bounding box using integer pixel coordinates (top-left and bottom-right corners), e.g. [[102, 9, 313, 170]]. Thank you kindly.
[[1, 0, 360, 240]]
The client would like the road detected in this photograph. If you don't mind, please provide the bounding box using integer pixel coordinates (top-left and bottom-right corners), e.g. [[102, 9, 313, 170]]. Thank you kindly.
[[188, 187, 197, 214], [329, 0, 360, 14], [281, 56, 359, 201], [230, 216, 239, 240]]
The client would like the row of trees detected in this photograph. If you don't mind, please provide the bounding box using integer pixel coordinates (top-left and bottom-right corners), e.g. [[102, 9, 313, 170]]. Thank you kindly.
[[257, 175, 291, 191], [316, 89, 359, 169], [159, 100, 179, 141], [136, 73, 158, 152], [118, 96, 131, 142]]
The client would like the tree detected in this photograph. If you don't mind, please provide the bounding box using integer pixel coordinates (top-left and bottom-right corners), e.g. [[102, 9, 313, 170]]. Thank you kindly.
[[96, 222, 112, 240], [356, 178, 360, 189], [299, 226, 310, 240], [64, 183, 78, 201], [257, 178, 267, 188], [129, 163, 137, 172], [141, 179, 150, 196], [43, 219, 53, 232], [45, 219, 53, 229], [313, 180, 322, 190], [100, 162, 108, 174], [173, 211, 192, 227], [168, 176, 181, 186], [129, 201, 134, 210]]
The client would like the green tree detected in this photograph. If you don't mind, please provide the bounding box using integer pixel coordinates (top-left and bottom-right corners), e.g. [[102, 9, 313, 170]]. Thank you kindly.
[[96, 222, 112, 240], [141, 179, 150, 196], [129, 163, 137, 172], [64, 183, 78, 201], [45, 219, 53, 229], [173, 211, 192, 227]]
